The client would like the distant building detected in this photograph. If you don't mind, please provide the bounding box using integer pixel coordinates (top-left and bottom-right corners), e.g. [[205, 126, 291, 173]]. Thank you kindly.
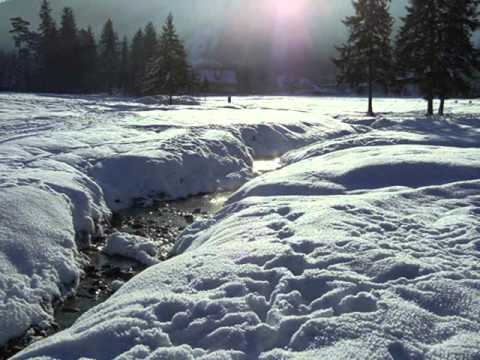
[[194, 60, 238, 93]]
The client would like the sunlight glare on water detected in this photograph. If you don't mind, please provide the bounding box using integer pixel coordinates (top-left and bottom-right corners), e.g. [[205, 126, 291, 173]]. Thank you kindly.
[[253, 158, 282, 175]]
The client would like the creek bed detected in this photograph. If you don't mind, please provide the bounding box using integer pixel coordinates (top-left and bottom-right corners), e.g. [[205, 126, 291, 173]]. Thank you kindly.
[[0, 192, 231, 359], [1, 158, 281, 359], [55, 191, 233, 330]]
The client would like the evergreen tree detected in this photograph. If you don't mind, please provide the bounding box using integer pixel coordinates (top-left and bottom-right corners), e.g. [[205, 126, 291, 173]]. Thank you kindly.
[[0, 51, 16, 91], [143, 14, 191, 103], [129, 29, 146, 95], [436, 0, 480, 114], [78, 27, 98, 92], [143, 22, 158, 64], [37, 0, 59, 91], [98, 18, 119, 94], [395, 0, 479, 115], [0, 51, 6, 90], [119, 36, 130, 93], [59, 7, 80, 92], [333, 0, 393, 115], [9, 17, 37, 91], [396, 0, 444, 115]]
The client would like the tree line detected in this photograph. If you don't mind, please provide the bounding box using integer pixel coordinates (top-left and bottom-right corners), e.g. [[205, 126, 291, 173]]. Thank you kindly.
[[1, 0, 479, 114], [2, 0, 196, 101], [334, 0, 480, 115]]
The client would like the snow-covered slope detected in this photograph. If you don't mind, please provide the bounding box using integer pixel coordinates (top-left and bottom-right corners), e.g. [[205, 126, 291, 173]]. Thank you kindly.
[[0, 94, 353, 348], [2, 94, 480, 359], [227, 145, 480, 203]]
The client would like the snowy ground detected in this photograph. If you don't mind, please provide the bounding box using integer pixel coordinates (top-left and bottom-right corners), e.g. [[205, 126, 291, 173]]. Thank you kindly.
[[1, 94, 479, 359]]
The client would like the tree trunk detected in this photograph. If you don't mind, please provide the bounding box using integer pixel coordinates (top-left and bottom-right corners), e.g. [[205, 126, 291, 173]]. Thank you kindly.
[[169, 94, 173, 105], [427, 96, 434, 116], [367, 60, 374, 116], [367, 24, 374, 117], [438, 97, 445, 115], [427, 77, 434, 116], [368, 82, 374, 116]]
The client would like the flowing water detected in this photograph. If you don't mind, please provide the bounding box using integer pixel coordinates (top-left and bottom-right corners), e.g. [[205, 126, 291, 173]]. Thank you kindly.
[[1, 159, 281, 358]]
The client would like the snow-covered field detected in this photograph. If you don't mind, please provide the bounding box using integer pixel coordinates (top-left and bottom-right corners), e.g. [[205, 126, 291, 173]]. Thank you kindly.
[[1, 94, 479, 359]]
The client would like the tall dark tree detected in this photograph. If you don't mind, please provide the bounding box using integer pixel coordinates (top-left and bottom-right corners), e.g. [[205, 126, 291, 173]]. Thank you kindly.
[[0, 51, 16, 91], [129, 29, 146, 95], [59, 7, 80, 92], [37, 0, 58, 91], [395, 0, 479, 115], [436, 0, 480, 114], [78, 27, 98, 92], [333, 0, 393, 115], [143, 22, 158, 65], [119, 36, 130, 93], [98, 18, 119, 94], [397, 0, 444, 115], [9, 17, 37, 91], [143, 14, 191, 103]]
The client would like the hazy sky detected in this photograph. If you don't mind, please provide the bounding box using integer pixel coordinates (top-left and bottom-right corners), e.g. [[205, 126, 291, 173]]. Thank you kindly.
[[2, 1, 478, 82], [0, 0, 408, 48]]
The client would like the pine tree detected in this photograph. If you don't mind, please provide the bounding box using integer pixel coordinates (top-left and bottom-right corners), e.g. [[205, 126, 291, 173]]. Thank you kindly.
[[9, 17, 37, 91], [0, 51, 6, 90], [78, 27, 98, 92], [119, 36, 130, 93], [143, 22, 158, 65], [0, 51, 15, 91], [98, 18, 119, 94], [143, 14, 191, 103], [397, 0, 442, 115], [333, 0, 393, 115], [59, 7, 80, 92], [397, 0, 480, 115], [436, 0, 480, 114], [37, 0, 59, 92], [129, 29, 146, 95]]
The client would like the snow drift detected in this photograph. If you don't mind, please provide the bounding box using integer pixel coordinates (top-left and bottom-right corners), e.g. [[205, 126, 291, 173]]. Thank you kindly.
[[0, 94, 353, 348], [8, 95, 480, 359], [228, 145, 480, 203], [15, 166, 480, 360]]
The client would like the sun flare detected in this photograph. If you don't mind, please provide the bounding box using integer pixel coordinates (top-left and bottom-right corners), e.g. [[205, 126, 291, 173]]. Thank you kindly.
[[268, 0, 308, 22]]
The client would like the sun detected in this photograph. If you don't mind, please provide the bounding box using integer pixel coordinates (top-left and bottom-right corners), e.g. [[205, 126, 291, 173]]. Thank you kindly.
[[268, 0, 309, 22]]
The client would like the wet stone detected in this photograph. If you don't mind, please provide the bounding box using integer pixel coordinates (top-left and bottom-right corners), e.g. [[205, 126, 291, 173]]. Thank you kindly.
[[2, 191, 231, 358]]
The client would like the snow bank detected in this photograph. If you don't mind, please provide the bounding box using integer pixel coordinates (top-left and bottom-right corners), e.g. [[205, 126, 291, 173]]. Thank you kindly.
[[90, 128, 253, 210], [282, 129, 480, 165], [0, 154, 109, 345], [15, 133, 480, 359], [0, 184, 80, 346], [4, 94, 480, 357], [135, 95, 200, 106], [15, 179, 480, 359], [229, 145, 480, 203], [0, 93, 353, 347], [103, 233, 159, 267], [235, 122, 353, 159]]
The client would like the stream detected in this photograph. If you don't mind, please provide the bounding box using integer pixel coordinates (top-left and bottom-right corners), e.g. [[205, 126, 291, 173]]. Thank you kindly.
[[0, 158, 281, 359]]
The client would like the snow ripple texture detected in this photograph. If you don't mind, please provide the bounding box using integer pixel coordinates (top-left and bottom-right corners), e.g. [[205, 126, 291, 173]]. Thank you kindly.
[[2, 94, 480, 359]]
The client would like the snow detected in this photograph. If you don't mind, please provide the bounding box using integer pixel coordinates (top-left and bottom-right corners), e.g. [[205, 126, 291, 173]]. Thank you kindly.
[[90, 128, 253, 210], [228, 144, 480, 203], [1, 93, 480, 359], [0, 93, 352, 348], [103, 233, 159, 267], [0, 185, 80, 346]]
